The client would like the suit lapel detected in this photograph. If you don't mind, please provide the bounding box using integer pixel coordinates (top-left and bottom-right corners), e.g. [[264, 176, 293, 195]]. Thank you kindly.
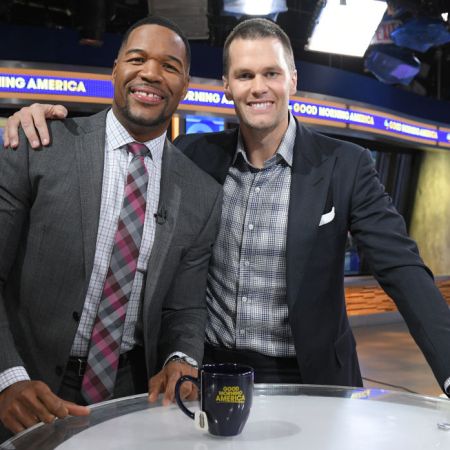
[[286, 122, 336, 308], [143, 140, 181, 302], [75, 112, 106, 280]]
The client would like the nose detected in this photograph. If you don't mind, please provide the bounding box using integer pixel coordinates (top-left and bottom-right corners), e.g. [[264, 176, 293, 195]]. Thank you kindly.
[[139, 59, 163, 82], [250, 75, 268, 96]]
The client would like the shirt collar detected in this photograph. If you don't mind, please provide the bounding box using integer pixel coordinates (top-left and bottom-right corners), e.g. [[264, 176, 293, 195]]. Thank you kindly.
[[105, 109, 166, 163], [233, 112, 296, 168]]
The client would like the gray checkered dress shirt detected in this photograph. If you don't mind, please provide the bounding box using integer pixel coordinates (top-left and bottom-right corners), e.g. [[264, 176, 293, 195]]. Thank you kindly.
[[0, 110, 164, 390], [206, 114, 297, 357]]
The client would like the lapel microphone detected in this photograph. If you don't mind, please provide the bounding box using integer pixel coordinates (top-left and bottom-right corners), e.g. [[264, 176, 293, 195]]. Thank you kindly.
[[154, 206, 167, 225]]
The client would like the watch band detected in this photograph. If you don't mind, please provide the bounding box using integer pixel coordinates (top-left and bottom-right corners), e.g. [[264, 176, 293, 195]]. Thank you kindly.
[[167, 355, 198, 368]]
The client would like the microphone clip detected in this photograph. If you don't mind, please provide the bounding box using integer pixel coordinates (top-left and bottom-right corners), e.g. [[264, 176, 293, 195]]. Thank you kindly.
[[154, 208, 167, 225]]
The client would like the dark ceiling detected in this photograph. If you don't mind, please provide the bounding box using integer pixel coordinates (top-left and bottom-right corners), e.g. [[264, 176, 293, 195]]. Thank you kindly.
[[0, 0, 449, 102]]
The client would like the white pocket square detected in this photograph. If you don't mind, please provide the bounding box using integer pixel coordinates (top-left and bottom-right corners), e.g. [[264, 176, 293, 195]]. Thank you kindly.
[[319, 206, 335, 226]]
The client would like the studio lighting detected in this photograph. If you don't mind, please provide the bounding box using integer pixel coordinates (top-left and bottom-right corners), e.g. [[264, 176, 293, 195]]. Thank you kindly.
[[223, 0, 288, 18], [306, 0, 388, 57]]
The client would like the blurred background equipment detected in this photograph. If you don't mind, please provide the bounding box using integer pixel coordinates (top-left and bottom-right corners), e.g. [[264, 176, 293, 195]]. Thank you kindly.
[[364, 1, 450, 86], [0, 1, 449, 98]]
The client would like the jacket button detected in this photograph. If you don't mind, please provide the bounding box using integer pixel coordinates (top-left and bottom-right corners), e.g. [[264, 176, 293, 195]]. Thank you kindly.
[[55, 366, 63, 376], [72, 311, 80, 322]]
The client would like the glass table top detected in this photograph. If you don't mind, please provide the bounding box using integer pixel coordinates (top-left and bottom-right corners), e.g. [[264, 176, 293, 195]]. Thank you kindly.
[[1, 384, 449, 450]]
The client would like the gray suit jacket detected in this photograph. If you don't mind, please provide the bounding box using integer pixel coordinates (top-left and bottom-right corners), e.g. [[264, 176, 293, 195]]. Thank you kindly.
[[0, 110, 222, 393]]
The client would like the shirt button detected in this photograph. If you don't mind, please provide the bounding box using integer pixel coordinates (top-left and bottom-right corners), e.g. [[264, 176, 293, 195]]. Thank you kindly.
[[255, 187, 261, 193], [242, 296, 247, 302], [244, 260, 250, 267], [72, 311, 80, 322], [248, 224, 254, 230], [239, 329, 245, 336]]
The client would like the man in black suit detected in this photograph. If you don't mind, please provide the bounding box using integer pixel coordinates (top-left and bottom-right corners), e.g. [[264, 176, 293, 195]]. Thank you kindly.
[[4, 18, 450, 394]]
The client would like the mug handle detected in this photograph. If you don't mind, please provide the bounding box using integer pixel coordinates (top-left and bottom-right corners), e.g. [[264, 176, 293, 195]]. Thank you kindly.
[[175, 375, 199, 420]]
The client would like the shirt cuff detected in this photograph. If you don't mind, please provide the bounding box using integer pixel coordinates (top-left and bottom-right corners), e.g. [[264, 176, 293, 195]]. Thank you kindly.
[[0, 367, 31, 393], [444, 376, 450, 396], [163, 351, 198, 368]]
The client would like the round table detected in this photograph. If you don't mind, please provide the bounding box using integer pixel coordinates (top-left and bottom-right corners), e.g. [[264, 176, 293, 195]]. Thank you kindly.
[[1, 385, 449, 449]]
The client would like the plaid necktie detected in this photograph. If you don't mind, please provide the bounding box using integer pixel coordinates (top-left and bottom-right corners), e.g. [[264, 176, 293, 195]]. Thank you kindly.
[[81, 142, 149, 404]]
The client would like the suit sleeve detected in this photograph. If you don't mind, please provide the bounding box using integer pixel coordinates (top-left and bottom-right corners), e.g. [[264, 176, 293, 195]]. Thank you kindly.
[[0, 138, 32, 372], [349, 148, 450, 388], [157, 186, 223, 365]]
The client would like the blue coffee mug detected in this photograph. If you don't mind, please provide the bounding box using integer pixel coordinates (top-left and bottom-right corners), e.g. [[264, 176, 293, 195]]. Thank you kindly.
[[175, 363, 254, 436]]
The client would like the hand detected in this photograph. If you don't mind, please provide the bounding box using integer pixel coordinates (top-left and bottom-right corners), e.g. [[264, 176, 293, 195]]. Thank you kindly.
[[0, 380, 90, 434], [3, 103, 68, 149], [148, 361, 198, 406]]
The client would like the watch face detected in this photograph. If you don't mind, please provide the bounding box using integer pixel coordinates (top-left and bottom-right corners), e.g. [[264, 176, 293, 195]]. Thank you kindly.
[[184, 356, 198, 368]]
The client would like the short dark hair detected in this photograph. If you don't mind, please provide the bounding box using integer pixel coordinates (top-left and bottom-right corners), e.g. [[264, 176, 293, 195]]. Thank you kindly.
[[119, 15, 191, 71], [223, 18, 295, 75]]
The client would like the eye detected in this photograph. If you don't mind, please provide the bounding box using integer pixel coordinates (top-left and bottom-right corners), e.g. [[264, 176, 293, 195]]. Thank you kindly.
[[237, 72, 253, 80], [266, 71, 279, 78], [127, 57, 145, 64], [162, 63, 180, 73]]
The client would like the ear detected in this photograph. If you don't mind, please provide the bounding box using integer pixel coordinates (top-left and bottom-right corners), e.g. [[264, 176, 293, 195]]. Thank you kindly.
[[223, 75, 233, 101], [111, 59, 118, 86], [181, 74, 190, 100], [289, 69, 298, 96]]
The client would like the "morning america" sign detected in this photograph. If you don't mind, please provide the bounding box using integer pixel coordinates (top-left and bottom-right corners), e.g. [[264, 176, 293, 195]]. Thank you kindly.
[[0, 67, 448, 149]]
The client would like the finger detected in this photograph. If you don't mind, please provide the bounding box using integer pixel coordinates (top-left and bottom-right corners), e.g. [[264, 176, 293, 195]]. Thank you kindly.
[[179, 382, 195, 401], [4, 113, 23, 148], [2, 415, 27, 434], [7, 402, 40, 430], [15, 411, 40, 430], [64, 401, 90, 417], [161, 376, 180, 406], [29, 104, 63, 146], [161, 389, 174, 406], [147, 376, 164, 403], [185, 385, 199, 401], [27, 104, 53, 147], [22, 394, 56, 425], [36, 389, 69, 419], [13, 107, 41, 148], [50, 105, 68, 119], [2, 125, 10, 148]]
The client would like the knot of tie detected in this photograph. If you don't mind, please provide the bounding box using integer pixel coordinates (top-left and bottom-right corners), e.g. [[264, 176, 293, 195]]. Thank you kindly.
[[127, 142, 149, 158]]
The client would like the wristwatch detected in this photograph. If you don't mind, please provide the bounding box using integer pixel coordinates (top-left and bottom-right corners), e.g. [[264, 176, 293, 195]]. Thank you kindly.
[[167, 354, 198, 368]]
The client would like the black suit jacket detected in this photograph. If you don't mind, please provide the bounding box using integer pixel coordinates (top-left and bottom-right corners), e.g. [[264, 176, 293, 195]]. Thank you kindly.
[[175, 121, 450, 388]]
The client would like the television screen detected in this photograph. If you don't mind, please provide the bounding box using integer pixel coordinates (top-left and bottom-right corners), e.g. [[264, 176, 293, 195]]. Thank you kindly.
[[185, 115, 225, 134]]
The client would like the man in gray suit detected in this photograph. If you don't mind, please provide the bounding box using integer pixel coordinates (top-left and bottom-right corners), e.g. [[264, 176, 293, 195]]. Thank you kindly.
[[0, 16, 222, 438]]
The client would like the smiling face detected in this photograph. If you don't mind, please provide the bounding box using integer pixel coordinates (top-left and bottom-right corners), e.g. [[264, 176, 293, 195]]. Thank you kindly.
[[223, 37, 297, 137], [112, 24, 189, 141]]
